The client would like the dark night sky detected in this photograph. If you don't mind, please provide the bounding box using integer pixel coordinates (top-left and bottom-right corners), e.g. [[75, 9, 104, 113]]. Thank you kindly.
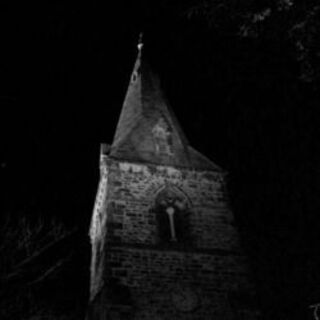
[[1, 1, 319, 318]]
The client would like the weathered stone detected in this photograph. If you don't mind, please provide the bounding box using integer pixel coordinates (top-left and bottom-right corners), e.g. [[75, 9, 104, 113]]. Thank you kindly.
[[87, 42, 259, 320]]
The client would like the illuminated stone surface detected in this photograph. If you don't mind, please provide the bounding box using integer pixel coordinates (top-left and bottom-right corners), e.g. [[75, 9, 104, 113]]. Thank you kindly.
[[87, 45, 259, 320]]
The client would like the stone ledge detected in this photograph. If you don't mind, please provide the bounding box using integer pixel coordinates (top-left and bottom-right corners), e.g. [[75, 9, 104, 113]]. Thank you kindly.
[[107, 242, 244, 256]]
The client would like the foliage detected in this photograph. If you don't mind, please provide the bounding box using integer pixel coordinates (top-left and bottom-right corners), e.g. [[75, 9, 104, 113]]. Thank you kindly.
[[0, 214, 76, 320], [184, 0, 320, 83]]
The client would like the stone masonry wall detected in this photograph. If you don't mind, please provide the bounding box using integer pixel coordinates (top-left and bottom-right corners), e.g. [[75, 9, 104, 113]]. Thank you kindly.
[[88, 156, 257, 319], [104, 157, 241, 251], [103, 246, 252, 319]]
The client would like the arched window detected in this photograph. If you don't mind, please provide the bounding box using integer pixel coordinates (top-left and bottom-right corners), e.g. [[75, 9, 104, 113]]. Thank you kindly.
[[153, 186, 192, 245]]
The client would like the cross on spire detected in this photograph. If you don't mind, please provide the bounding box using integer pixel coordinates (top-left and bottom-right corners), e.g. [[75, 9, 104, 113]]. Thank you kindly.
[[137, 32, 143, 51]]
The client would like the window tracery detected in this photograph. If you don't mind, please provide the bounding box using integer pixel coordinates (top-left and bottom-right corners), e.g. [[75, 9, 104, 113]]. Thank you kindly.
[[153, 186, 191, 245]]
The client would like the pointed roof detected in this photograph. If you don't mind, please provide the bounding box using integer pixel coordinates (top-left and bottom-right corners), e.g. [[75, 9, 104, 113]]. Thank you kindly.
[[109, 38, 221, 172]]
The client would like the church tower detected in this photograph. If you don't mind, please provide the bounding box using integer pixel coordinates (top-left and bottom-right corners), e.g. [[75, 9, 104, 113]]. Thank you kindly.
[[87, 38, 259, 320]]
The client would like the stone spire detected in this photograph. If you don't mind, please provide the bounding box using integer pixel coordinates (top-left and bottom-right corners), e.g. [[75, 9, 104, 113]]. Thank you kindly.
[[109, 35, 220, 171]]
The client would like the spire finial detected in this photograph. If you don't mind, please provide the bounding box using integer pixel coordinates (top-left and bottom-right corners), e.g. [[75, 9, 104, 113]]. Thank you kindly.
[[137, 32, 144, 51]]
